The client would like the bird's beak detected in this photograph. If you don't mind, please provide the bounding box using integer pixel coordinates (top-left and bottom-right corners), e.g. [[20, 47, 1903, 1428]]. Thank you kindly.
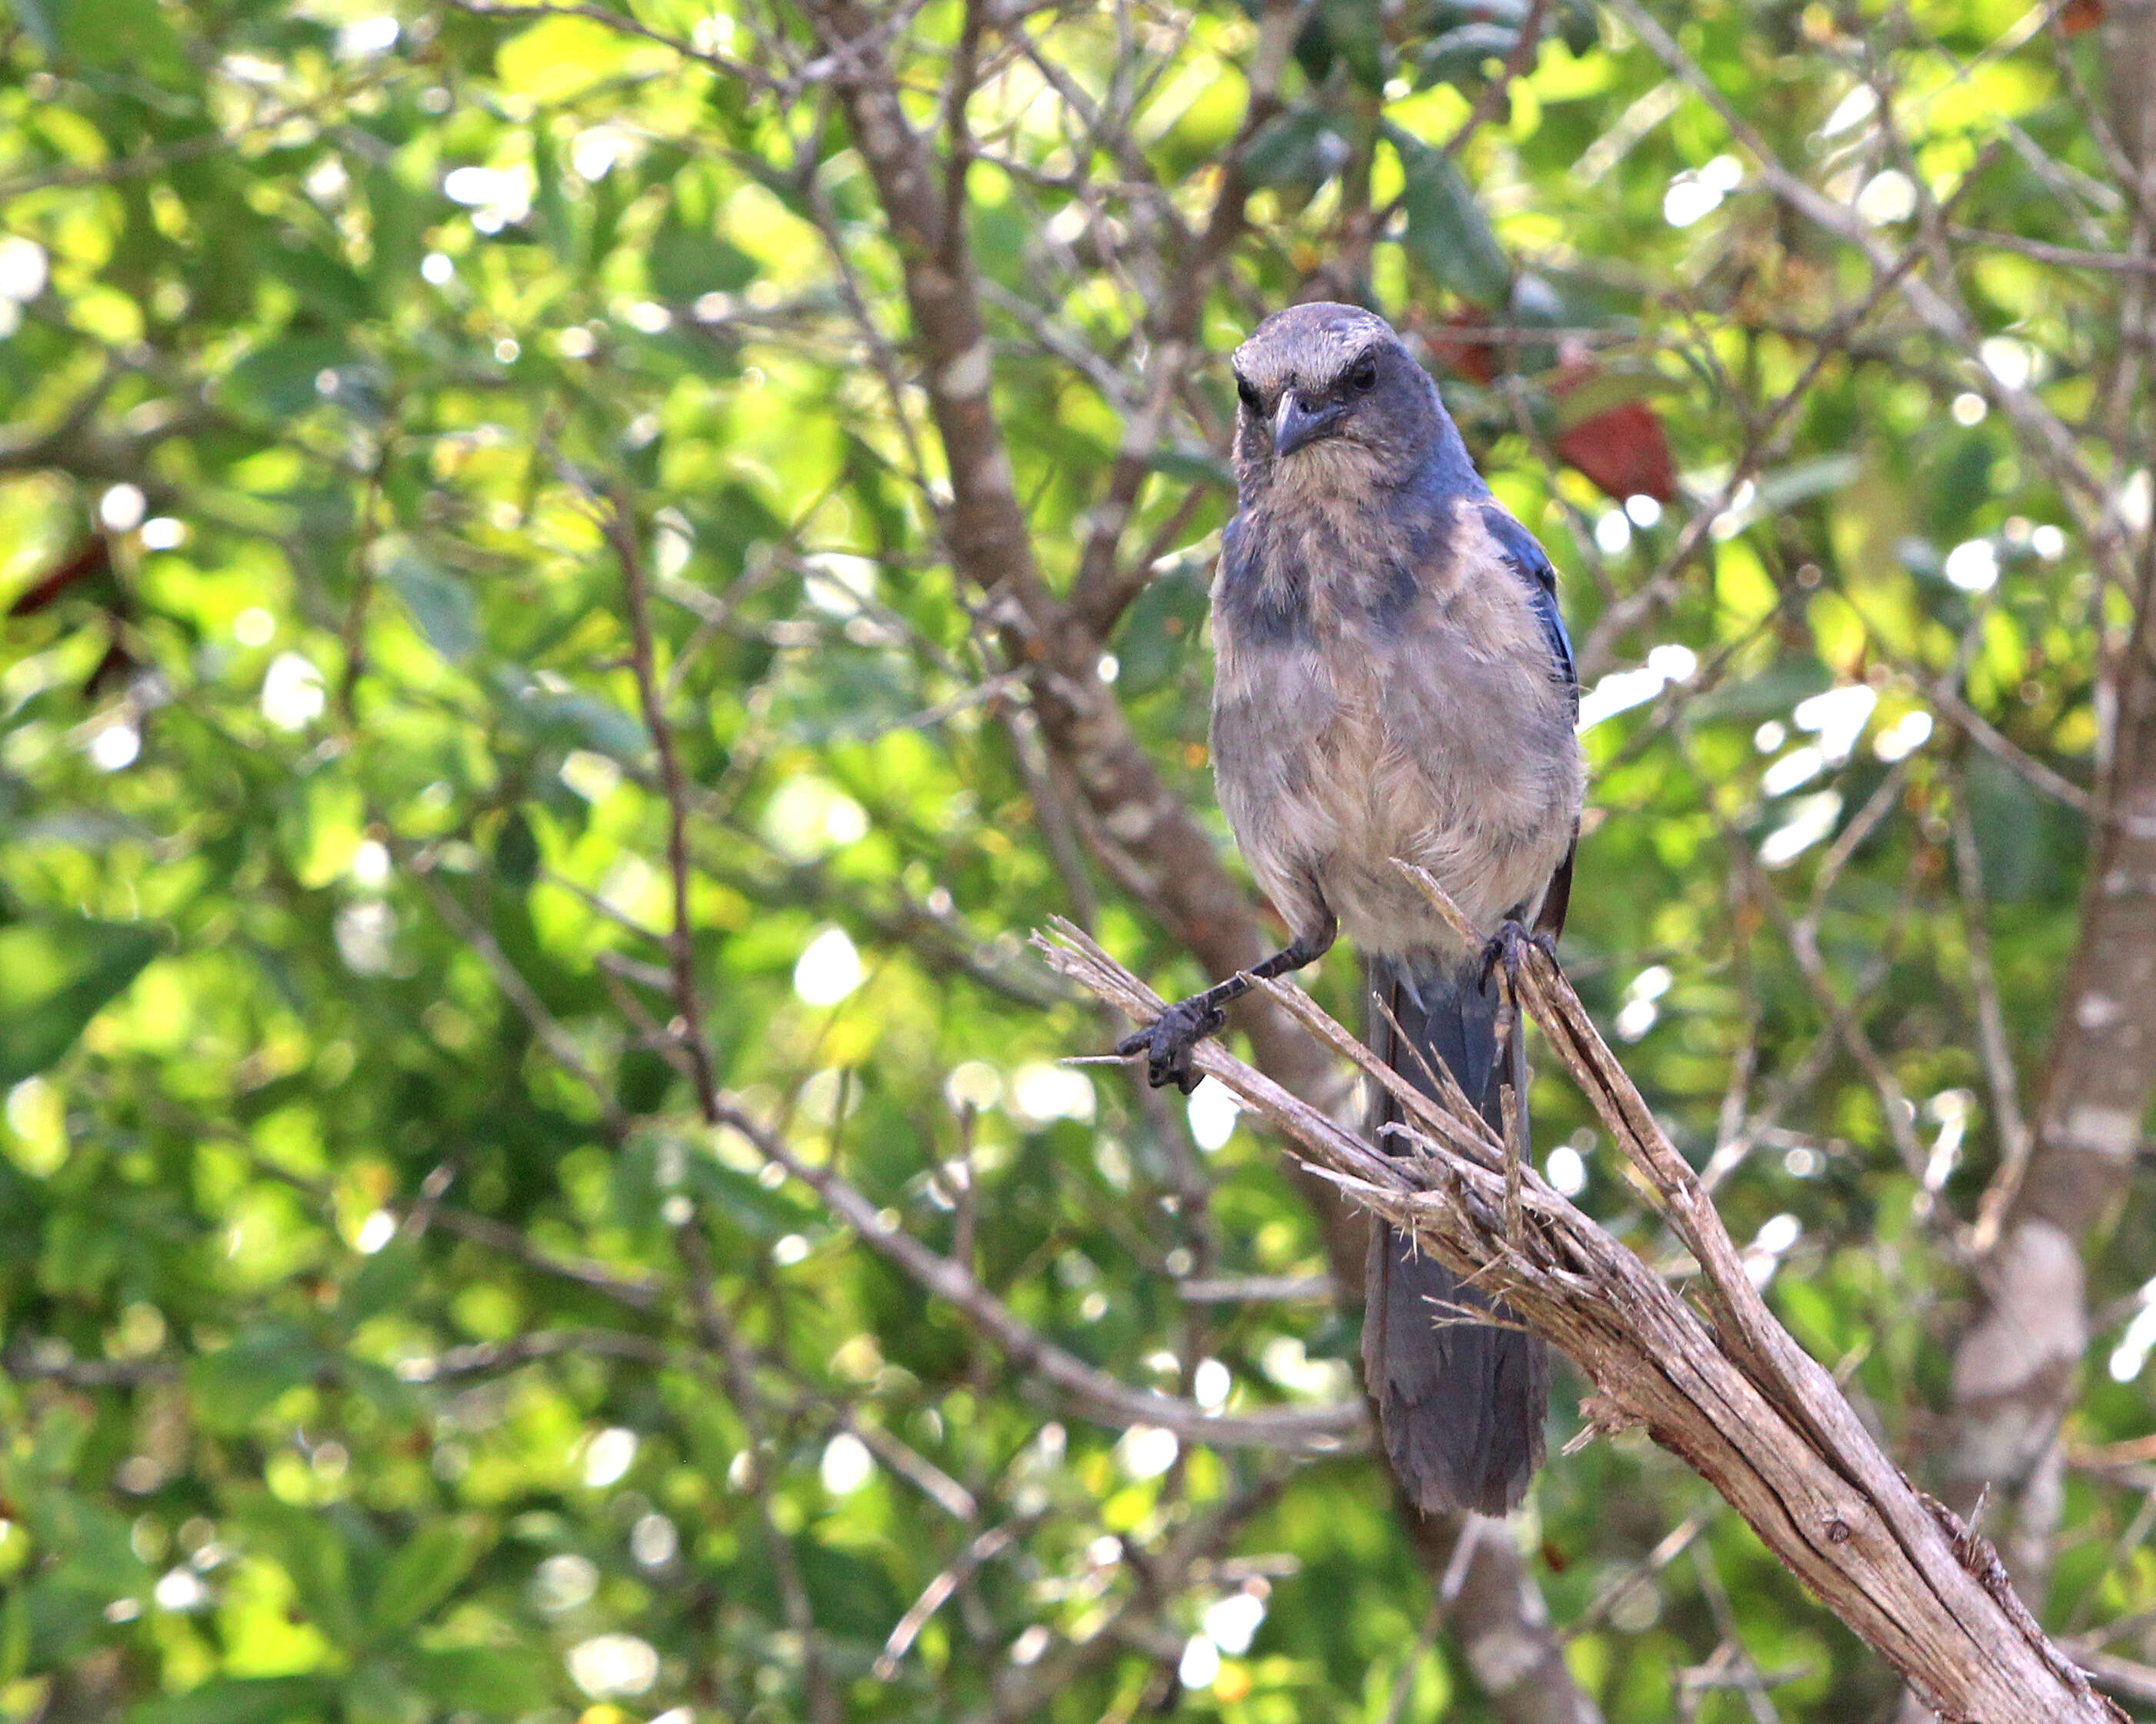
[[1272, 388, 1344, 458]]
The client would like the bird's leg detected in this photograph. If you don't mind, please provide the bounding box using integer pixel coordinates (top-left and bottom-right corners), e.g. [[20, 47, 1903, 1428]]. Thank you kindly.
[[1115, 920, 1335, 1094], [1481, 919, 1549, 1245], [1497, 1073, 1524, 1244]]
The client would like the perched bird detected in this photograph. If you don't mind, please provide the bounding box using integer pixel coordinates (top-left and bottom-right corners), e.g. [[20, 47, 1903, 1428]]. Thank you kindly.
[[1118, 301, 1583, 1515]]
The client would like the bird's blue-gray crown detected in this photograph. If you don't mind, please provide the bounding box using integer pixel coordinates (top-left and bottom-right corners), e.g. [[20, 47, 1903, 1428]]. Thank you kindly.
[[1228, 301, 1481, 499]]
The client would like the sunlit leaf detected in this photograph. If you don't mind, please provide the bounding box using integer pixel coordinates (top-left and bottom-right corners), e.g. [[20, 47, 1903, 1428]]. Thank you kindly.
[[0, 919, 158, 1087], [1388, 124, 1511, 305], [370, 1518, 492, 1637]]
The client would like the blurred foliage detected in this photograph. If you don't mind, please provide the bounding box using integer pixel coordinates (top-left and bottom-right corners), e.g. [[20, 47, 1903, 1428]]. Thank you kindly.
[[0, 1, 2150, 1722]]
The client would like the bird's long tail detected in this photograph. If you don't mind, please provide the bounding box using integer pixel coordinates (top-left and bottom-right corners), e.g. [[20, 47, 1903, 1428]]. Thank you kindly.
[[1361, 952, 1548, 1516]]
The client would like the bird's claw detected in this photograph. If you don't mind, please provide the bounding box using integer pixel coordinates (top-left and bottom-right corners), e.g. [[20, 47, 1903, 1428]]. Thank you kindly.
[[1479, 919, 1556, 993], [1115, 997, 1227, 1094]]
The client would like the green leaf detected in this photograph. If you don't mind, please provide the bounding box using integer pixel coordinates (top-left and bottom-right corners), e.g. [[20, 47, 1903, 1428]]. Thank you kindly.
[[368, 1518, 490, 1637], [221, 338, 356, 421], [130, 1676, 336, 1724], [1115, 561, 1213, 697], [770, 648, 919, 744], [495, 14, 634, 102], [1692, 660, 1832, 724], [53, 0, 191, 86], [1388, 124, 1511, 305], [648, 221, 760, 303], [1554, 0, 1600, 55], [1551, 364, 1692, 424], [12, 0, 58, 55], [495, 808, 542, 888], [532, 131, 575, 262], [0, 920, 158, 1086], [1415, 22, 1520, 88], [1239, 109, 1340, 192], [28, 1492, 142, 1597], [187, 1325, 324, 1435], [1312, 0, 1388, 89], [1775, 1274, 1843, 1356], [258, 240, 374, 325], [363, 161, 428, 285], [337, 1233, 419, 1330], [1966, 752, 2080, 901], [1291, 0, 1387, 88], [1753, 453, 1864, 513], [400, 1646, 549, 1712], [494, 670, 649, 760], [232, 1500, 362, 1646], [382, 549, 480, 662], [1144, 446, 1235, 489]]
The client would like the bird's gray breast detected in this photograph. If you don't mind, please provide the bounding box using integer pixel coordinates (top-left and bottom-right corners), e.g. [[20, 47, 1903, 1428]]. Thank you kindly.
[[1210, 501, 1581, 954]]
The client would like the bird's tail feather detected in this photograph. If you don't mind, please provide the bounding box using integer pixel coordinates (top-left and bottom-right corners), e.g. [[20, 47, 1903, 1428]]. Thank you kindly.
[[1361, 953, 1548, 1516]]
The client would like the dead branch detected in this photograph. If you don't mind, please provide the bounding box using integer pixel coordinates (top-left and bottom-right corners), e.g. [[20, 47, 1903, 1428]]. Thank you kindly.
[[1038, 905, 2128, 1723]]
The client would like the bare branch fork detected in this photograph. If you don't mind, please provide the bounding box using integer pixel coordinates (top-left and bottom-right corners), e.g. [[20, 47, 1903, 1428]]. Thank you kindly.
[[1039, 868, 2125, 1724]]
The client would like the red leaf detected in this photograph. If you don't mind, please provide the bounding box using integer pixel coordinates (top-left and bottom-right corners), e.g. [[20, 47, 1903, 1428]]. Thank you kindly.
[[1424, 310, 1500, 384], [7, 538, 112, 617], [2061, 0, 2102, 32], [1555, 400, 1675, 503]]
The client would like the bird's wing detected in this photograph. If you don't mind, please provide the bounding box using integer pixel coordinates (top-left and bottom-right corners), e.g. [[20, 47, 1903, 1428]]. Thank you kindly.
[[1478, 503, 1579, 940], [1477, 504, 1577, 717], [1535, 837, 1577, 940]]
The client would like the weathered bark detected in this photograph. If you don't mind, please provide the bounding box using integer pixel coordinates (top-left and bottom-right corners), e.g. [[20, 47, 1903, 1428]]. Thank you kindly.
[[2108, 0, 2156, 176], [1044, 911, 2128, 1724]]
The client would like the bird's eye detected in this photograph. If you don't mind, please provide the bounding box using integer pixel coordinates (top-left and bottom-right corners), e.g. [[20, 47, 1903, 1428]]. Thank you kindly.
[[1235, 374, 1261, 412], [1348, 358, 1379, 394]]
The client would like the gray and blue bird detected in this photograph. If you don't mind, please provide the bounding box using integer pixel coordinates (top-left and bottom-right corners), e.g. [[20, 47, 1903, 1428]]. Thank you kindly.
[[1120, 301, 1584, 1515]]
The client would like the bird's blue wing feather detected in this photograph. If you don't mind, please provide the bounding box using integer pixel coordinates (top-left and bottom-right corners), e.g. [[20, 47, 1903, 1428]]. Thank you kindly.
[[1478, 504, 1576, 717]]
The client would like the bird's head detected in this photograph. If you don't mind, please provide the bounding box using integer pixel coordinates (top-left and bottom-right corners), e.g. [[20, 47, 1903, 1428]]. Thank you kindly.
[[1228, 302, 1458, 500]]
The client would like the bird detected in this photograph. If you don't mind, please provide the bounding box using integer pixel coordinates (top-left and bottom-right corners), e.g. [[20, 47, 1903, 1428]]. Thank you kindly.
[[1117, 301, 1583, 1515]]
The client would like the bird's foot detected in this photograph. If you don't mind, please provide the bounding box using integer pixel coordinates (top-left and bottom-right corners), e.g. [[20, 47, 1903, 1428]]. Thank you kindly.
[[1479, 919, 1557, 993], [1115, 995, 1228, 1093]]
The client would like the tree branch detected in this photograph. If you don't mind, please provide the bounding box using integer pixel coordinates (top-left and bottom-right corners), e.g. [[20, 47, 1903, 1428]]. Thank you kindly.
[[1039, 907, 2128, 1722]]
